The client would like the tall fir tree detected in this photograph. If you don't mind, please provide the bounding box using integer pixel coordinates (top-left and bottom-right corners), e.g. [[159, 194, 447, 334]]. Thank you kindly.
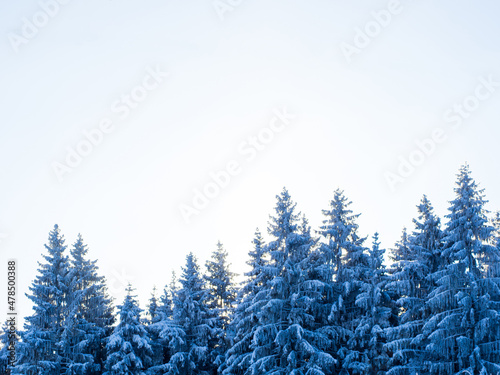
[[147, 287, 160, 324], [249, 188, 335, 375], [205, 241, 237, 368], [222, 229, 270, 375], [60, 234, 115, 375], [13, 224, 71, 375], [103, 284, 152, 375], [158, 272, 177, 322], [385, 196, 443, 375], [346, 233, 391, 374], [149, 272, 178, 375], [205, 242, 237, 314], [316, 189, 369, 374], [424, 164, 500, 374], [411, 195, 444, 277], [146, 287, 165, 375], [388, 228, 412, 274], [162, 253, 216, 375]]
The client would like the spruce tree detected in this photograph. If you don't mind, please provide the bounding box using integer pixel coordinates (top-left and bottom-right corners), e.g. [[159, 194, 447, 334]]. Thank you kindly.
[[205, 241, 237, 368], [317, 189, 369, 373], [157, 272, 177, 323], [249, 188, 335, 375], [13, 224, 71, 375], [205, 242, 237, 316], [346, 233, 391, 374], [424, 165, 500, 374], [146, 287, 165, 375], [103, 284, 152, 375], [163, 253, 215, 375], [385, 197, 443, 375], [222, 229, 269, 375], [147, 287, 160, 324], [149, 272, 178, 375], [60, 234, 115, 375]]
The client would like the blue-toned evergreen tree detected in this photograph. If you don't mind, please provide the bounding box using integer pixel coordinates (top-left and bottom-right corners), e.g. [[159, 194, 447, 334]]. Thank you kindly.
[[221, 229, 270, 375], [345, 233, 391, 374], [162, 253, 216, 375], [148, 272, 178, 375], [147, 287, 160, 323], [103, 284, 152, 375], [157, 272, 177, 325], [424, 164, 500, 374], [248, 188, 336, 375], [146, 287, 165, 375], [13, 224, 71, 375], [205, 241, 237, 368], [60, 234, 115, 375], [385, 196, 443, 375], [317, 189, 369, 374]]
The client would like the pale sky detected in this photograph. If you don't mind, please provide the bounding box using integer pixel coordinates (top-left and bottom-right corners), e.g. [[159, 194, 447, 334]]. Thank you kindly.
[[1, 0, 500, 322]]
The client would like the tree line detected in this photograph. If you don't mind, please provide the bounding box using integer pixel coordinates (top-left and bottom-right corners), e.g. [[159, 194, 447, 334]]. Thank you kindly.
[[2, 164, 500, 375]]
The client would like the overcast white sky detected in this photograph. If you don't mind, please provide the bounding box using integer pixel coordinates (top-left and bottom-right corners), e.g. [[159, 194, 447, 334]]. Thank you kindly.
[[2, 0, 500, 322]]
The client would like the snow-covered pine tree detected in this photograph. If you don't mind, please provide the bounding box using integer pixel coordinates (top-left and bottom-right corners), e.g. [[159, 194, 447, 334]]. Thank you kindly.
[[205, 241, 237, 368], [147, 287, 160, 324], [60, 234, 115, 375], [205, 242, 237, 318], [222, 229, 270, 375], [384, 225, 413, 369], [346, 233, 391, 374], [317, 189, 369, 373], [103, 284, 153, 375], [388, 228, 411, 274], [411, 195, 444, 277], [159, 272, 177, 322], [424, 164, 500, 374], [385, 196, 443, 375], [162, 252, 215, 375], [249, 188, 336, 375], [148, 272, 178, 375], [13, 224, 71, 375], [146, 287, 165, 374], [385, 227, 412, 330]]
